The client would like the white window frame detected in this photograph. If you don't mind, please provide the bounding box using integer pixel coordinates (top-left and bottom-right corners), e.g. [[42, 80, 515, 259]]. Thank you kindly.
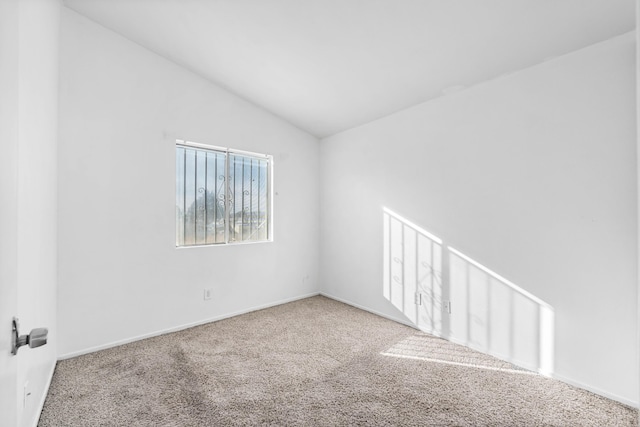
[[175, 139, 273, 247]]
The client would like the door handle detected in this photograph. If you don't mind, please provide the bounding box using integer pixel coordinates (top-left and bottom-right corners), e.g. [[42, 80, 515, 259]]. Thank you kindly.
[[11, 318, 48, 355]]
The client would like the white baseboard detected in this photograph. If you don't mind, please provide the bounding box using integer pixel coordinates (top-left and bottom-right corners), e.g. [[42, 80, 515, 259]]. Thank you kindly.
[[58, 291, 321, 360], [33, 360, 56, 427], [57, 290, 639, 409], [551, 373, 638, 409], [320, 292, 639, 409], [319, 292, 418, 330]]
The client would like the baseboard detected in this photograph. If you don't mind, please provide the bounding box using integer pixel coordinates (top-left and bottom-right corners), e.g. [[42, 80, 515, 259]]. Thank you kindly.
[[57, 291, 639, 409], [551, 373, 638, 409], [445, 336, 638, 408], [32, 360, 56, 427], [319, 292, 418, 330], [58, 291, 321, 360], [320, 292, 639, 409]]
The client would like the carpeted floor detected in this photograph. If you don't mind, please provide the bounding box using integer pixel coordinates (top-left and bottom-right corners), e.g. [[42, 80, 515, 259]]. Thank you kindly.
[[40, 296, 637, 426]]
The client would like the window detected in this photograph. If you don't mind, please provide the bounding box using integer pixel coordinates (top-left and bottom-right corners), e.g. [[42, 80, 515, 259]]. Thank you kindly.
[[175, 140, 272, 247]]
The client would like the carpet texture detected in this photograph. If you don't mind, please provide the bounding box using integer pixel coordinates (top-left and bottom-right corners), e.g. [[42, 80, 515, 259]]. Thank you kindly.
[[40, 296, 637, 426]]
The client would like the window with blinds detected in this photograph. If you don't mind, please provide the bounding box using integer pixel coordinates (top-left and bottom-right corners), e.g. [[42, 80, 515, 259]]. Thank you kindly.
[[175, 141, 271, 247]]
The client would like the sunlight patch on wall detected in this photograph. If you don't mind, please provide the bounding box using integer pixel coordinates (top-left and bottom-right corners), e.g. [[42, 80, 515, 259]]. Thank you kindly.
[[448, 247, 554, 376], [382, 207, 554, 376], [383, 207, 444, 335]]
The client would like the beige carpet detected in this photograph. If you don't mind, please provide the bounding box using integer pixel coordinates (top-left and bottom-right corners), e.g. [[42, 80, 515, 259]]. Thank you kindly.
[[40, 296, 637, 426]]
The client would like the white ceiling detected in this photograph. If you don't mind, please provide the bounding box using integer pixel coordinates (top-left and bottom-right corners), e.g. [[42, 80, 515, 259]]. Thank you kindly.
[[63, 0, 635, 138]]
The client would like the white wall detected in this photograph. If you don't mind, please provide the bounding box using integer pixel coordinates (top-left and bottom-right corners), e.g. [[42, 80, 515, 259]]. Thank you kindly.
[[320, 33, 638, 405], [57, 9, 320, 357]]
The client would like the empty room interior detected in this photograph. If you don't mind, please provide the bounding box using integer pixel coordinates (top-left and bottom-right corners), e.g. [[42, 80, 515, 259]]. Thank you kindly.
[[2, 0, 640, 426]]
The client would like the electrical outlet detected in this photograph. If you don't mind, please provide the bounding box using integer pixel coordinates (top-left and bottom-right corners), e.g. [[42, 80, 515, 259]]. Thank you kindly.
[[414, 292, 422, 305], [203, 288, 212, 300], [442, 301, 452, 314]]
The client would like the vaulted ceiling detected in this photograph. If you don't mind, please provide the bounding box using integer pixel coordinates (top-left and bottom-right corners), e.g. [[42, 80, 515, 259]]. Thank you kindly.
[[63, 0, 635, 138]]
